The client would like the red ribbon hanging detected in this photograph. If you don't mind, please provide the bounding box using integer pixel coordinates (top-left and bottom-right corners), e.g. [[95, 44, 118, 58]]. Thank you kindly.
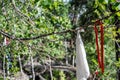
[[94, 20, 104, 73]]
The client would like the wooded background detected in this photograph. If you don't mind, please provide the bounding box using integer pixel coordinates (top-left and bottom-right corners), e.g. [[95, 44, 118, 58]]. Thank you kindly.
[[0, 0, 120, 80]]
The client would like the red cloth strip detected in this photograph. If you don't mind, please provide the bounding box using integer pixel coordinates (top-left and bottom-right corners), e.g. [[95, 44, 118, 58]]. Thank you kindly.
[[94, 20, 104, 73], [94, 25, 102, 68], [100, 21, 104, 73]]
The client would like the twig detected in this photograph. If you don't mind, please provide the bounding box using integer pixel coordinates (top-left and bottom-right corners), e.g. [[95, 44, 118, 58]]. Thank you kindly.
[[115, 41, 120, 48], [49, 65, 53, 80], [72, 55, 75, 67], [48, 56, 53, 80], [3, 54, 6, 80], [39, 75, 46, 80], [18, 55, 23, 73], [93, 74, 96, 80], [0, 30, 19, 40], [17, 42, 23, 74], [51, 66, 76, 72], [64, 40, 68, 65], [29, 46, 35, 80], [23, 63, 76, 73], [6, 55, 10, 78]]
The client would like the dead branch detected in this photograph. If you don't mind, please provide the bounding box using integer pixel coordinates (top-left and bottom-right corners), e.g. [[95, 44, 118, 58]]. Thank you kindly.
[[23, 62, 76, 75]]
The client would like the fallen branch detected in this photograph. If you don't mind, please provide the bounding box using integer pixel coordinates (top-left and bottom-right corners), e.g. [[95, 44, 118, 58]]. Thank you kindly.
[[23, 63, 76, 75]]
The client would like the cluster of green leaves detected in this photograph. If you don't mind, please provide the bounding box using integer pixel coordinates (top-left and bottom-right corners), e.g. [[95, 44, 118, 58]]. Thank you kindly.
[[0, 0, 74, 79], [0, 0, 72, 57]]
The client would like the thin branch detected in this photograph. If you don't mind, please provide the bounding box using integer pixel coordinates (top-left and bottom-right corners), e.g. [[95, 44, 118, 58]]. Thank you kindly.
[[18, 29, 74, 40], [6, 56, 10, 77], [0, 10, 120, 41], [0, 28, 81, 41], [39, 75, 46, 80], [18, 55, 23, 73], [23, 64, 76, 73], [64, 40, 69, 65], [72, 56, 75, 67], [115, 41, 120, 48], [51, 66, 76, 72], [3, 54, 6, 80], [0, 30, 17, 40], [11, 0, 35, 25], [84, 10, 120, 27], [49, 57, 53, 80], [29, 46, 35, 80], [17, 42, 24, 74]]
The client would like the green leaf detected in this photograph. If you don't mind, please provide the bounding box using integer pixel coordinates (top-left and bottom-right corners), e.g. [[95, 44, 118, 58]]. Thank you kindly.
[[111, 0, 116, 2], [98, 0, 104, 3], [116, 12, 120, 16], [116, 4, 120, 10], [105, 0, 108, 4], [34, 0, 39, 3], [92, 59, 98, 65]]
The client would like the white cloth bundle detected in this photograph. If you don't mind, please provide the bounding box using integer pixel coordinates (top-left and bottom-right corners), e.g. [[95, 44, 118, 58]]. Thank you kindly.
[[76, 31, 90, 80]]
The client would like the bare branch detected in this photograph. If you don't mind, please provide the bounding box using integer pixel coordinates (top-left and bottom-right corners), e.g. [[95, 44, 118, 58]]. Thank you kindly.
[[51, 66, 76, 72], [23, 63, 76, 74], [3, 54, 6, 80], [18, 55, 23, 73], [0, 28, 82, 41], [29, 46, 35, 80]]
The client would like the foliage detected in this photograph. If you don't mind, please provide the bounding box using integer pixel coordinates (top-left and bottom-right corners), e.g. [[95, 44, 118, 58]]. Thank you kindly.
[[0, 0, 120, 80]]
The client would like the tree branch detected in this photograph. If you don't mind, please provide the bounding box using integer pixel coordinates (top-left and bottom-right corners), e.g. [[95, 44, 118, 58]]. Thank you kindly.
[[51, 66, 76, 72], [84, 10, 120, 27], [23, 63, 76, 74], [100, 10, 120, 21], [0, 10, 120, 41], [0, 28, 79, 41]]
